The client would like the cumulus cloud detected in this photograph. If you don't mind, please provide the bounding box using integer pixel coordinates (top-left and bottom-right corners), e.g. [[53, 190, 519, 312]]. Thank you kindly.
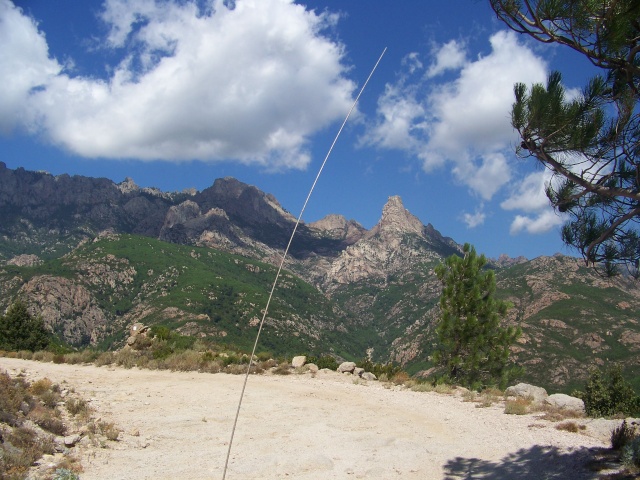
[[1, 0, 355, 168], [426, 39, 466, 78], [0, 0, 62, 133], [461, 204, 486, 228], [502, 170, 565, 235], [501, 170, 551, 212], [509, 210, 563, 235], [364, 30, 547, 199]]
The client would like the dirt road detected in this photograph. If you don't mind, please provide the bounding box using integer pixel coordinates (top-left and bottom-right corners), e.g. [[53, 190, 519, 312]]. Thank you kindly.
[[0, 358, 607, 479]]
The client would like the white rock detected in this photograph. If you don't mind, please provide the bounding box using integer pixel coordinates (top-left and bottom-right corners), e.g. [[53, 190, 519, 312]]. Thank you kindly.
[[544, 393, 584, 412], [505, 383, 548, 403], [292, 356, 307, 368], [337, 361, 356, 374]]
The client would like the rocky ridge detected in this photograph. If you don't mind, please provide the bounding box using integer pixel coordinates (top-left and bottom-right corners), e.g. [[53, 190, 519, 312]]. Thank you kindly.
[[1, 164, 639, 392]]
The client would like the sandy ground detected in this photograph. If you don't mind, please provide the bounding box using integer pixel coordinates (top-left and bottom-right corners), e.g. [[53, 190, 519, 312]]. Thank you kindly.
[[0, 358, 610, 480]]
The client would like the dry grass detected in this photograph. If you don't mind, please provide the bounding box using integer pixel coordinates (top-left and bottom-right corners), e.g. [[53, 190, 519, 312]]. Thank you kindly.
[[556, 421, 586, 433], [94, 351, 115, 366], [29, 377, 53, 395], [504, 397, 532, 415], [0, 370, 90, 478], [98, 421, 121, 441], [536, 403, 585, 422], [391, 371, 410, 385]]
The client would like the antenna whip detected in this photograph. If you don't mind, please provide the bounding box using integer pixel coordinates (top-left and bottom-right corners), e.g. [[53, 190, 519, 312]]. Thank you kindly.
[[222, 47, 386, 480]]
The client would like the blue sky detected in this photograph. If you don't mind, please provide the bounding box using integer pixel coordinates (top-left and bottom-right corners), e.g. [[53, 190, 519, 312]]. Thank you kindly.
[[0, 0, 599, 260]]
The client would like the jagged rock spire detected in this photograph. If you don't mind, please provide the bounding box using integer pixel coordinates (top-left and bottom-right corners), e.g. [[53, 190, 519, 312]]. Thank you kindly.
[[368, 195, 424, 237]]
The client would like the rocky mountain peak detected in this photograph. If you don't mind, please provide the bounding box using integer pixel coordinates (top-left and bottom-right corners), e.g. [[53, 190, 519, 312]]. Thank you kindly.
[[308, 215, 366, 243], [117, 177, 139, 194], [368, 195, 424, 238]]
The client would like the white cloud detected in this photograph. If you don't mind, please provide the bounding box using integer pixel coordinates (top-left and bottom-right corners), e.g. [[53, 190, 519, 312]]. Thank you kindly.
[[2, 0, 355, 168], [461, 204, 486, 228], [509, 210, 563, 235], [364, 30, 547, 200], [0, 0, 62, 133], [454, 152, 511, 201], [501, 170, 551, 212], [426, 39, 466, 78]]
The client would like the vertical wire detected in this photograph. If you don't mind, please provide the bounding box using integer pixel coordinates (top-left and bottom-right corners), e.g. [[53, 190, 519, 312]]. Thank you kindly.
[[222, 47, 386, 480]]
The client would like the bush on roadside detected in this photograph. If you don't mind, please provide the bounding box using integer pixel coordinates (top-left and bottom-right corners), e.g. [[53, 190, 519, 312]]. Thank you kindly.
[[622, 437, 640, 469], [574, 365, 640, 418], [504, 397, 531, 415], [611, 420, 638, 451]]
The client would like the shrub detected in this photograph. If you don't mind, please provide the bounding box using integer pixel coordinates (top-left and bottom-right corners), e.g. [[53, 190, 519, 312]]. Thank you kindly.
[[555, 421, 585, 433], [0, 300, 50, 352], [114, 348, 138, 368], [163, 350, 203, 372], [576, 365, 640, 417], [356, 358, 401, 378], [505, 397, 531, 415], [53, 353, 66, 364], [66, 398, 90, 417], [622, 437, 640, 468], [272, 362, 291, 375], [150, 325, 171, 341], [256, 351, 272, 362], [17, 350, 33, 360], [53, 468, 81, 480], [2, 426, 53, 475], [30, 407, 66, 435], [411, 383, 436, 393], [94, 351, 114, 366], [30, 378, 53, 395], [99, 421, 121, 441], [611, 420, 638, 451], [32, 350, 54, 362], [391, 371, 410, 385]]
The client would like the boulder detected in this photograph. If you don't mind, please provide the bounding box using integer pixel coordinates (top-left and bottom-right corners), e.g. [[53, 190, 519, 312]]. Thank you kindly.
[[505, 383, 548, 403], [544, 393, 585, 413], [361, 372, 377, 381], [353, 367, 365, 377], [306, 363, 319, 373], [337, 361, 356, 374], [64, 434, 82, 447], [292, 356, 307, 368]]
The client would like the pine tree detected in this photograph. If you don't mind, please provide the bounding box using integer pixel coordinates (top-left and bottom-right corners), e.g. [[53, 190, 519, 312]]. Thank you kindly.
[[434, 244, 522, 390], [0, 300, 50, 352], [490, 0, 640, 277]]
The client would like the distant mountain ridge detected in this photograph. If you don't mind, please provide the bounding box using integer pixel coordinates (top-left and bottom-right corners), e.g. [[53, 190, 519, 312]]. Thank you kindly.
[[1, 163, 638, 393]]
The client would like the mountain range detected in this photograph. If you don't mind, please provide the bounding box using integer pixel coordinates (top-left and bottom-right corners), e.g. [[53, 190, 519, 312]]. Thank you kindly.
[[1, 162, 638, 393]]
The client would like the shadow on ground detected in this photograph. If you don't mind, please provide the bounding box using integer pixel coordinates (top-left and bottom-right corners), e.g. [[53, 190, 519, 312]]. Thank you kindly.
[[442, 445, 604, 479]]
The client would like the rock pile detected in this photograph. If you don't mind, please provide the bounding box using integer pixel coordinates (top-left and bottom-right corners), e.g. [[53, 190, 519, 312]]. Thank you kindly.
[[125, 323, 151, 349], [505, 382, 586, 414], [336, 361, 377, 381], [288, 357, 378, 380]]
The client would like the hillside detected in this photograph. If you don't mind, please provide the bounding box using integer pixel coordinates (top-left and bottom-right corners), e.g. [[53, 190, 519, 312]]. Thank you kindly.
[[1, 164, 639, 393]]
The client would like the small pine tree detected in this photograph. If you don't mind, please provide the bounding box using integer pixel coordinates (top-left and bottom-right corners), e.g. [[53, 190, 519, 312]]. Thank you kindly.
[[433, 244, 522, 390], [0, 300, 50, 352], [577, 365, 640, 417]]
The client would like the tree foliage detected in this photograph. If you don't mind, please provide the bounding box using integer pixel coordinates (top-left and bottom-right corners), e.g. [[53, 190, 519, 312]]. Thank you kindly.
[[490, 0, 640, 277], [433, 244, 522, 390], [574, 365, 640, 418], [0, 300, 50, 352]]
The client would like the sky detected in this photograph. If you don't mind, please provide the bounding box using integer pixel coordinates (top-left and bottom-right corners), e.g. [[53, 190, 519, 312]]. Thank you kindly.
[[0, 0, 600, 260]]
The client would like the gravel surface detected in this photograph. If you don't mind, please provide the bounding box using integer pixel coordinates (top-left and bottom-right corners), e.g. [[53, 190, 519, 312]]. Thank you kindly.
[[0, 358, 610, 479]]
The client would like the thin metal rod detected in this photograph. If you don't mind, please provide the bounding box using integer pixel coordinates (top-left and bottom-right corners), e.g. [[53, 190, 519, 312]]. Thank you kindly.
[[221, 47, 386, 480]]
